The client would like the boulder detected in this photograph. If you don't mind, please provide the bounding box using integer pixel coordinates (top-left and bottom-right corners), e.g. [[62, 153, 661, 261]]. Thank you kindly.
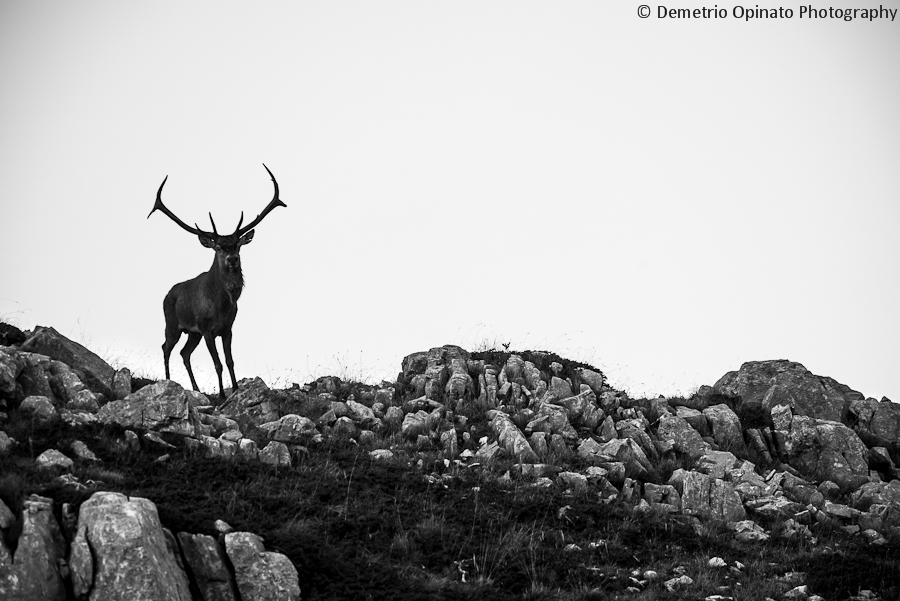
[[675, 471, 745, 522], [702, 404, 744, 450], [224, 532, 300, 601], [258, 441, 292, 467], [533, 403, 578, 440], [112, 367, 132, 401], [99, 380, 203, 437], [69, 491, 191, 601], [20, 326, 116, 400], [774, 410, 869, 489], [36, 449, 73, 471], [177, 532, 239, 601], [713, 359, 863, 422], [19, 395, 58, 423], [0, 495, 67, 601], [258, 414, 319, 445], [847, 397, 900, 450], [657, 413, 710, 459], [579, 438, 651, 479], [488, 410, 539, 463], [218, 377, 279, 426]]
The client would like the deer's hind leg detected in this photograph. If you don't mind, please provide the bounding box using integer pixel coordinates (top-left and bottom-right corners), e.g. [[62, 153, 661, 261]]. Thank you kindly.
[[162, 326, 182, 381], [203, 334, 226, 401], [180, 332, 203, 391]]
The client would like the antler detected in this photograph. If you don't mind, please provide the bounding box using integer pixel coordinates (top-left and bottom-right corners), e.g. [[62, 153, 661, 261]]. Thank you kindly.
[[147, 176, 217, 238], [233, 164, 288, 236]]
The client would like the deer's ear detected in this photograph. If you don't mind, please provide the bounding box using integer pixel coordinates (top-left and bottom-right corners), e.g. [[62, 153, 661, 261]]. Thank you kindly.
[[239, 230, 255, 246], [199, 235, 217, 248]]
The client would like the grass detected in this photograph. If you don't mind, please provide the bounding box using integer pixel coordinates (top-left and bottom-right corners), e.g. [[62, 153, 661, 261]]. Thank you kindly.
[[2, 399, 898, 601]]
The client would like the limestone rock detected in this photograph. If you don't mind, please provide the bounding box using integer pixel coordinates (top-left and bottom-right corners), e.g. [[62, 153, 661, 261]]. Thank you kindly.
[[657, 413, 710, 459], [713, 359, 863, 422], [218, 377, 279, 426], [36, 449, 73, 471], [177, 532, 239, 601], [69, 491, 191, 601], [702, 404, 744, 450], [848, 397, 900, 449], [776, 413, 869, 489], [112, 367, 132, 401], [0, 495, 67, 601], [20, 325, 116, 400], [258, 414, 319, 445], [0, 431, 15, 454], [99, 380, 203, 437], [258, 441, 292, 467], [225, 532, 300, 601], [20, 395, 58, 423], [488, 410, 539, 463], [70, 440, 99, 461], [675, 471, 745, 521]]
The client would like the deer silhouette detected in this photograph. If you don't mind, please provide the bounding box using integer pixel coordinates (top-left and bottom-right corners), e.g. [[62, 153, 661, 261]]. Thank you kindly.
[[148, 164, 286, 400]]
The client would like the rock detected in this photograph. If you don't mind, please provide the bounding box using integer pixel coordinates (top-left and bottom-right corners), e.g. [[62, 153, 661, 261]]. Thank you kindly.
[[696, 450, 739, 480], [702, 404, 744, 450], [99, 380, 203, 437], [589, 438, 651, 479], [258, 441, 292, 467], [664, 575, 694, 591], [440, 429, 458, 458], [20, 326, 117, 400], [713, 359, 863, 422], [69, 491, 191, 601], [345, 400, 377, 426], [732, 519, 770, 542], [0, 495, 67, 601], [177, 532, 239, 601], [557, 471, 588, 492], [745, 495, 804, 520], [36, 449, 73, 471], [598, 415, 617, 442], [112, 367, 132, 400], [259, 414, 319, 445], [475, 440, 501, 463], [676, 471, 745, 521], [0, 430, 16, 455], [489, 410, 539, 463], [644, 483, 682, 511], [848, 397, 900, 450], [675, 406, 709, 437], [0, 498, 13, 529], [657, 413, 710, 459], [19, 395, 58, 422], [218, 377, 279, 426], [401, 408, 443, 439], [70, 440, 99, 461], [851, 480, 900, 511], [545, 376, 574, 402], [383, 406, 404, 431], [225, 532, 300, 601], [776, 413, 869, 489], [533, 402, 578, 440], [574, 367, 605, 395], [238, 439, 258, 461], [369, 449, 394, 461], [332, 416, 359, 438]]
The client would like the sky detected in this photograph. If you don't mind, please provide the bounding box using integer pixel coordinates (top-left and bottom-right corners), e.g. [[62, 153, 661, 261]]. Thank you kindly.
[[1, 1, 898, 401]]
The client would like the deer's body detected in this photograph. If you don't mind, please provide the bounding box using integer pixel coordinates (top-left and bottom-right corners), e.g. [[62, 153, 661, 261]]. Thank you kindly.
[[149, 164, 285, 400]]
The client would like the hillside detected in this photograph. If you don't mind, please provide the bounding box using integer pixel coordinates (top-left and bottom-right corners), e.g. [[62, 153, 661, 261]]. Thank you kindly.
[[0, 322, 898, 601]]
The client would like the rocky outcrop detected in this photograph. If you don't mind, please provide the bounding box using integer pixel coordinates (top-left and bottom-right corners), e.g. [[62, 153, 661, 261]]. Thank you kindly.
[[20, 326, 116, 401], [99, 380, 204, 438], [488, 410, 539, 462], [772, 406, 869, 489], [177, 532, 239, 601], [225, 532, 300, 601], [713, 359, 864, 422], [0, 495, 67, 601], [848, 396, 900, 451], [69, 491, 192, 600], [218, 377, 279, 427]]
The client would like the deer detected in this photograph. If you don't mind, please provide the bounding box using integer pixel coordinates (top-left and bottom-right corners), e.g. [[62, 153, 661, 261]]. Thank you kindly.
[[147, 164, 286, 401]]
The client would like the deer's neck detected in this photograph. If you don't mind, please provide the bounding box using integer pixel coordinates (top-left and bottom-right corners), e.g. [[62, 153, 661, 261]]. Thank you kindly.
[[209, 258, 244, 304]]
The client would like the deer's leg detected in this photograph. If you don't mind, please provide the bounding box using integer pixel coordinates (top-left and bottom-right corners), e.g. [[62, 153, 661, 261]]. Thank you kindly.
[[204, 334, 226, 400], [162, 328, 182, 381], [222, 331, 238, 394], [180, 333, 203, 391]]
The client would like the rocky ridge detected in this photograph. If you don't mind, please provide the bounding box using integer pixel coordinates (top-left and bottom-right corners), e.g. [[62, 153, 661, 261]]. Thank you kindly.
[[0, 324, 899, 600]]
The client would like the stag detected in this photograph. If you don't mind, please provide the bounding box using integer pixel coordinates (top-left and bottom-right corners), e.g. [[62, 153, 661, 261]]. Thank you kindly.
[[148, 164, 286, 400]]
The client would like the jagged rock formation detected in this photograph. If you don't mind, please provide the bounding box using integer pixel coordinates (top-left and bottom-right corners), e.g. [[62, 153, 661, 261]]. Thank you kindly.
[[1, 329, 900, 599]]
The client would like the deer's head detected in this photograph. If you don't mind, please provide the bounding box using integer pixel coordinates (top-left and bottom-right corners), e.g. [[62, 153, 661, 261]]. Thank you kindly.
[[148, 164, 286, 274]]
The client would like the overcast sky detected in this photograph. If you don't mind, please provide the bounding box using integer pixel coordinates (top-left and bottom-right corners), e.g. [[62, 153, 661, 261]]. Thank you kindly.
[[2, 1, 898, 401]]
